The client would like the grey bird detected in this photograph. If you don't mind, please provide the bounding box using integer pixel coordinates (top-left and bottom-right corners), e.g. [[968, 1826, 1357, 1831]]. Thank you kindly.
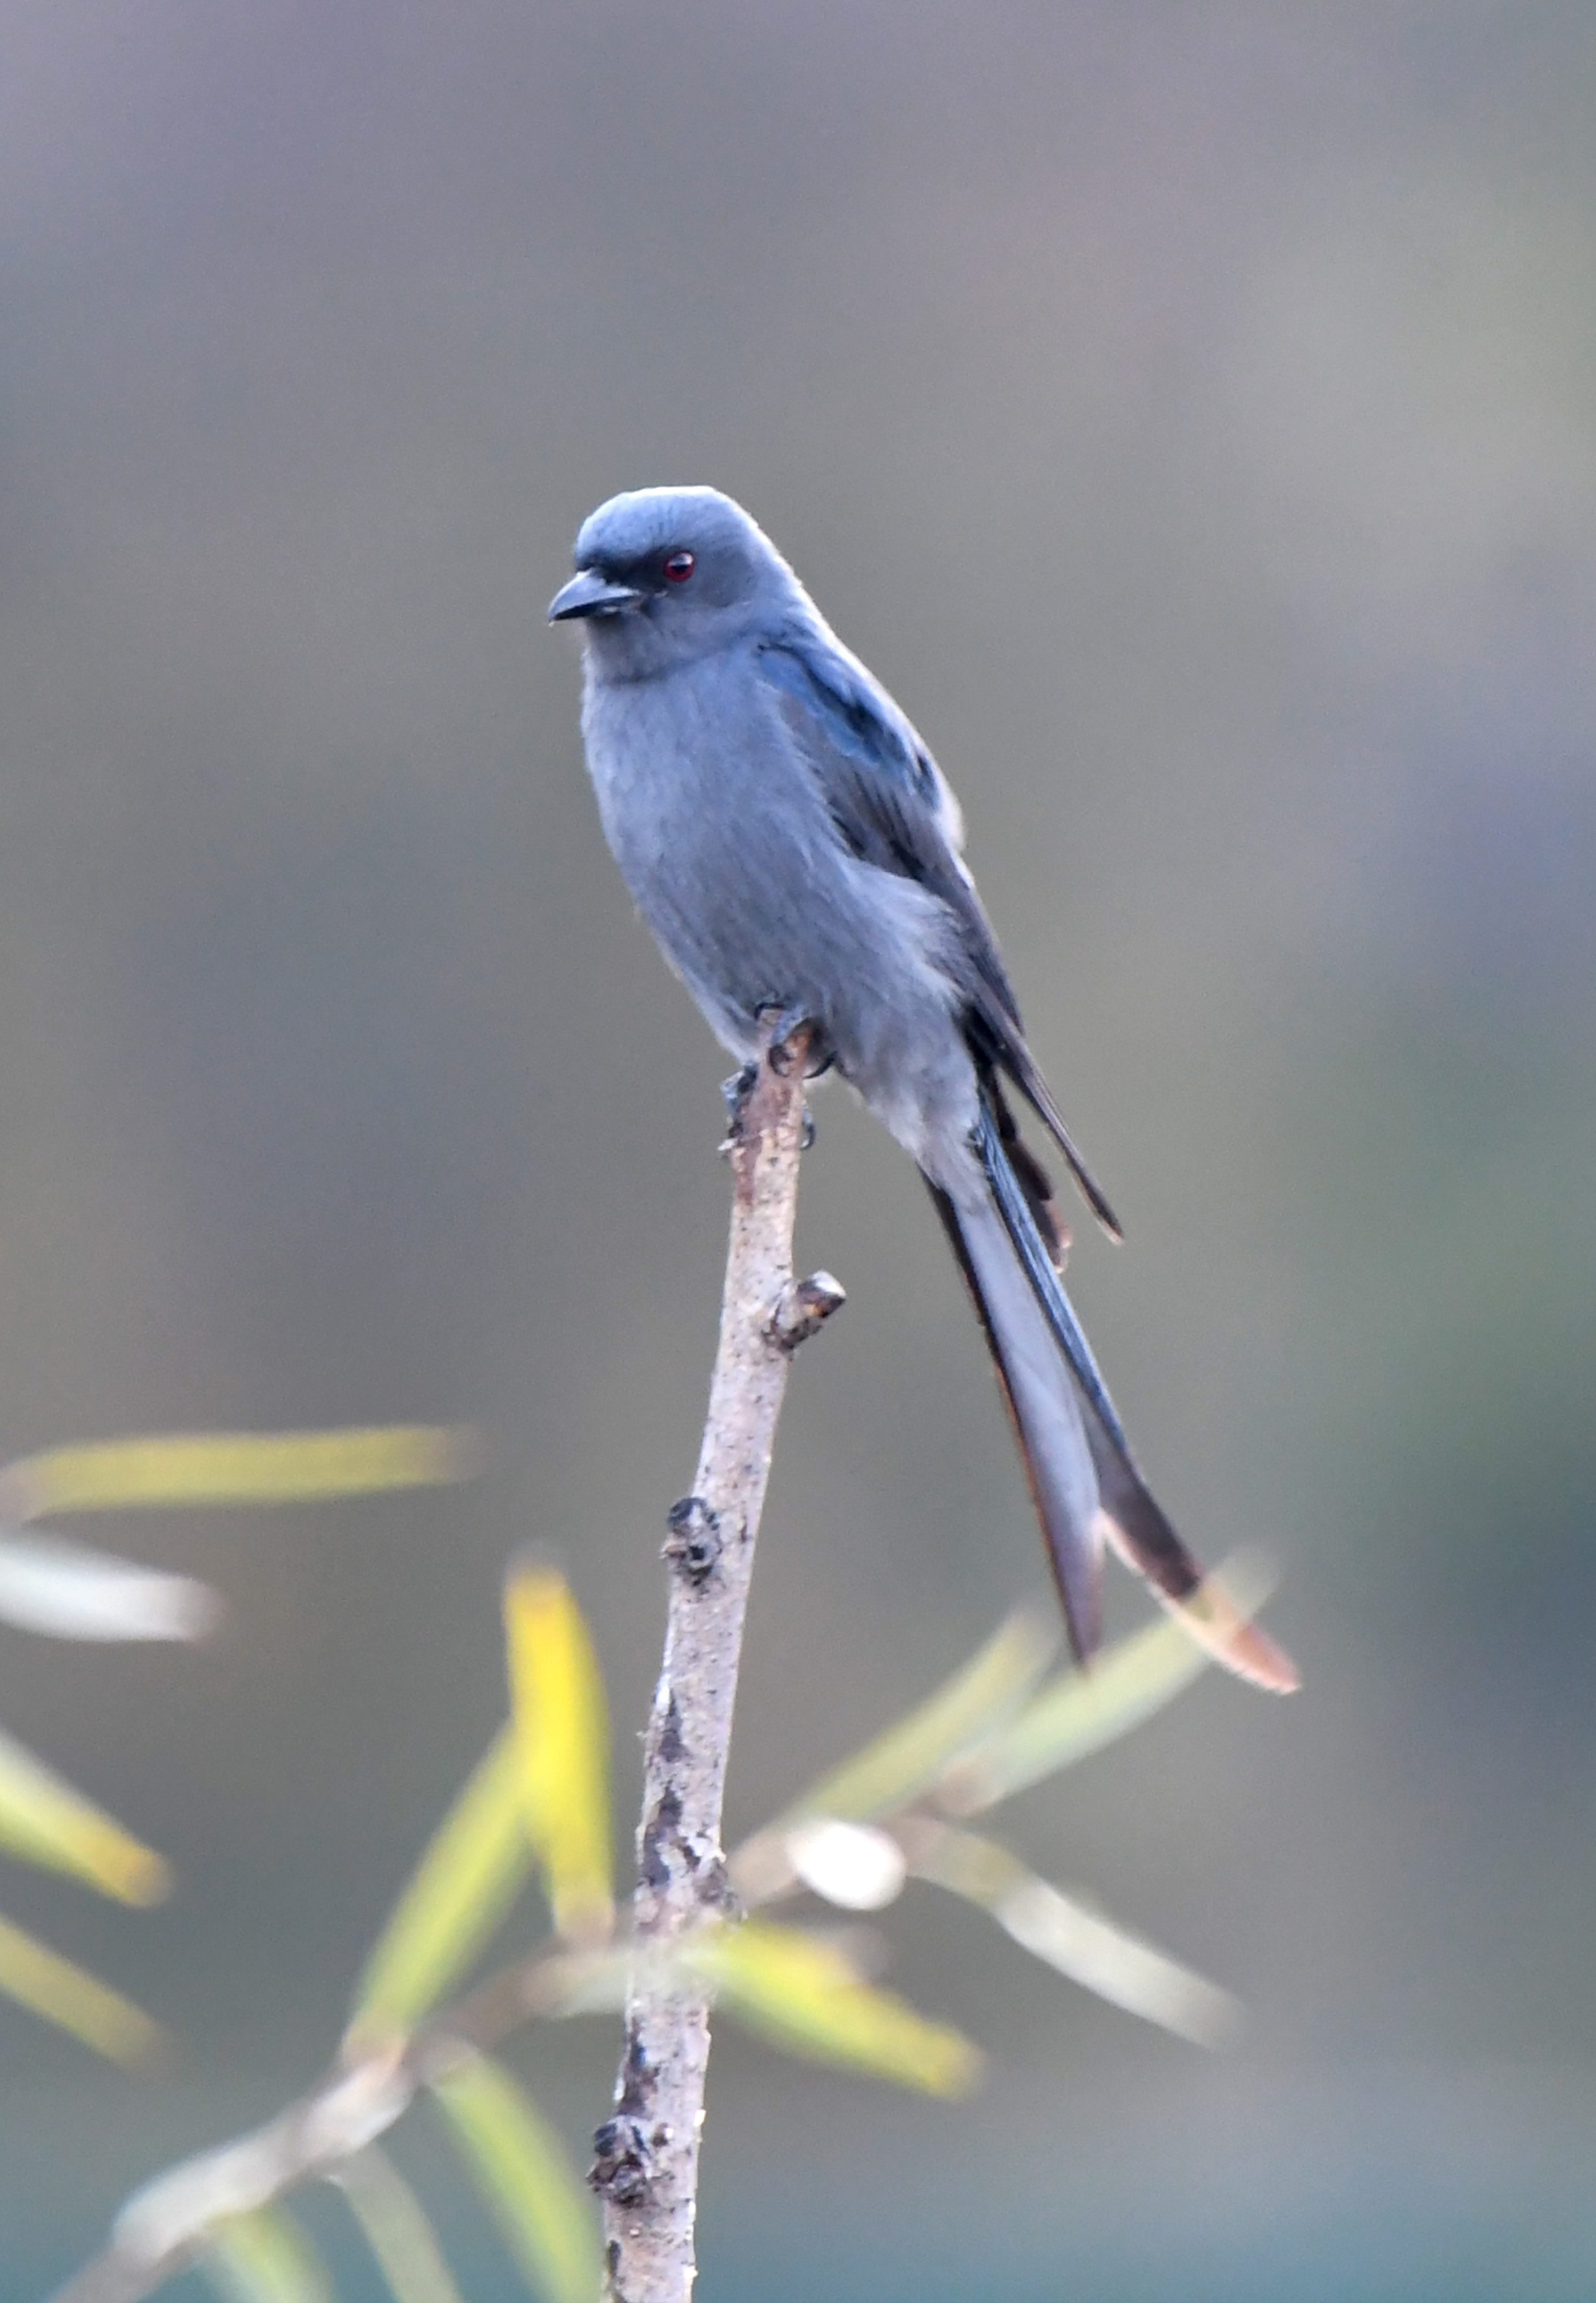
[[550, 486, 1296, 1691]]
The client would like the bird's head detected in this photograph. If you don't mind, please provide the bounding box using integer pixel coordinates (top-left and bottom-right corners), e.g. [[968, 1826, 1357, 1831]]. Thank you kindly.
[[548, 487, 801, 677]]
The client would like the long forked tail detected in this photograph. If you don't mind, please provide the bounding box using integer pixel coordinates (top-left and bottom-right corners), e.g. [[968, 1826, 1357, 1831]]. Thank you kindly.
[[929, 1100, 1299, 1693]]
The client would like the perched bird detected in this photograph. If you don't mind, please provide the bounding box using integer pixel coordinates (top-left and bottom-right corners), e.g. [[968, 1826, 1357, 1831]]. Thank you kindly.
[[550, 487, 1296, 1691]]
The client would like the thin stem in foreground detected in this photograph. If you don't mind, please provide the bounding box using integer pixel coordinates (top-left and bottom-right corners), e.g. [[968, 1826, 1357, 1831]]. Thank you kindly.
[[589, 1024, 843, 2303]]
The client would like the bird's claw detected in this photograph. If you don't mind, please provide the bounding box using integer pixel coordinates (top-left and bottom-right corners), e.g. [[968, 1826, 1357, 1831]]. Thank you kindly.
[[721, 1064, 759, 1125], [756, 1004, 833, 1080]]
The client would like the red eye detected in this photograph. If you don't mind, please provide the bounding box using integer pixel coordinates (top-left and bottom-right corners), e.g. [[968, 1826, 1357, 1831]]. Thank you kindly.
[[663, 550, 696, 583]]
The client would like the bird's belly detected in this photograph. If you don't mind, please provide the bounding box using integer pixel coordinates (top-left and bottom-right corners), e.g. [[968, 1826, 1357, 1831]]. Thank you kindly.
[[582, 666, 977, 1155]]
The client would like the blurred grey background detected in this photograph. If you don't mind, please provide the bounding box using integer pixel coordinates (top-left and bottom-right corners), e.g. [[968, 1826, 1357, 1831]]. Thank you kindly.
[[2, 2, 1595, 2296]]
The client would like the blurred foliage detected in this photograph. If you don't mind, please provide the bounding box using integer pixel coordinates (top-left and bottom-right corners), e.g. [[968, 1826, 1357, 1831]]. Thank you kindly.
[[329, 2151, 469, 2303], [682, 1920, 979, 2098], [0, 1430, 474, 1522], [57, 1561, 1285, 2302], [0, 1427, 469, 2063], [0, 1730, 168, 1907], [901, 1824, 1235, 2046], [933, 1574, 1270, 1814], [0, 1913, 159, 2069], [502, 1561, 614, 1945], [203, 2210, 334, 2303], [429, 2058, 595, 2303], [347, 1726, 531, 2053], [775, 1607, 1057, 1828]]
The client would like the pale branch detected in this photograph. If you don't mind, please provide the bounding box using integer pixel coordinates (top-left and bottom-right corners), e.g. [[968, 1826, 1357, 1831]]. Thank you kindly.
[[46, 1024, 841, 2303], [589, 1021, 842, 2303]]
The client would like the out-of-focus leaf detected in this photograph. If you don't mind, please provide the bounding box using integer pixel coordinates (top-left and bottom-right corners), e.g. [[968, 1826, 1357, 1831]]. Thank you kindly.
[[203, 2209, 335, 2303], [788, 1609, 1053, 1824], [0, 1530, 218, 1642], [0, 1726, 169, 1903], [431, 2053, 597, 2303], [732, 1609, 1055, 1900], [346, 1726, 531, 2051], [531, 1944, 636, 2018], [933, 1567, 1273, 1817], [905, 1822, 1237, 2045], [503, 1562, 613, 1944], [331, 2148, 469, 2303], [940, 1559, 1280, 1814], [783, 1819, 907, 1911], [0, 1908, 161, 2062], [938, 1613, 1205, 1813], [0, 1425, 474, 1521], [688, 1918, 979, 2098]]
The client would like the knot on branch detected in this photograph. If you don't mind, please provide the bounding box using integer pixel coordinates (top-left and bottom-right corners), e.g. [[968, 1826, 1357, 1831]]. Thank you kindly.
[[589, 2115, 660, 2207], [695, 1851, 738, 1915], [639, 1775, 734, 1913], [663, 1496, 722, 1584], [767, 1270, 847, 1353], [591, 2021, 671, 2206]]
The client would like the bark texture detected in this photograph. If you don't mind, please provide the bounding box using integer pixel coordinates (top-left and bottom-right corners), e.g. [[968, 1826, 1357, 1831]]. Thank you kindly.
[[591, 1028, 842, 2303]]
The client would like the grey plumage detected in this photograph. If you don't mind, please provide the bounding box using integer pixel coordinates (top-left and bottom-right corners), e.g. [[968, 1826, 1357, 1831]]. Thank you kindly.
[[550, 486, 1295, 1692]]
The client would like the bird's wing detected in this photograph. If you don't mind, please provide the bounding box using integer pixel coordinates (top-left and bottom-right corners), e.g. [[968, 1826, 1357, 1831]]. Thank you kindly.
[[758, 631, 1122, 1238]]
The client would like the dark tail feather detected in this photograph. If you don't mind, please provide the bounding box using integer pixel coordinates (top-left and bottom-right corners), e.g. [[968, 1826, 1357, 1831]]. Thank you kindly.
[[966, 1102, 1300, 1694], [973, 1103, 1133, 1453], [988, 1074, 1070, 1269], [999, 1040, 1125, 1243], [928, 1178, 1104, 1663], [1085, 1427, 1300, 1693]]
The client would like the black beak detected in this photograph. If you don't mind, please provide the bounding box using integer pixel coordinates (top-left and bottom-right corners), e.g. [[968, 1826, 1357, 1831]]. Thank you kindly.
[[547, 567, 645, 622]]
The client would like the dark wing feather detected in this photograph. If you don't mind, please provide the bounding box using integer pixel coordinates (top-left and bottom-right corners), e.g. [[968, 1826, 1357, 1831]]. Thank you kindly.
[[759, 633, 1122, 1238]]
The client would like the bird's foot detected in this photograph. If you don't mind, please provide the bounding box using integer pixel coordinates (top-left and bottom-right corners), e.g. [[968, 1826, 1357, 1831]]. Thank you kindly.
[[722, 1012, 829, 1149], [721, 1064, 759, 1126], [756, 1003, 834, 1080]]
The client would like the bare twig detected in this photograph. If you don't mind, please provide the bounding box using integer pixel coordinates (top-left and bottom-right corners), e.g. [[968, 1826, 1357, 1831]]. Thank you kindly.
[[589, 1023, 842, 2303], [46, 1026, 842, 2303]]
